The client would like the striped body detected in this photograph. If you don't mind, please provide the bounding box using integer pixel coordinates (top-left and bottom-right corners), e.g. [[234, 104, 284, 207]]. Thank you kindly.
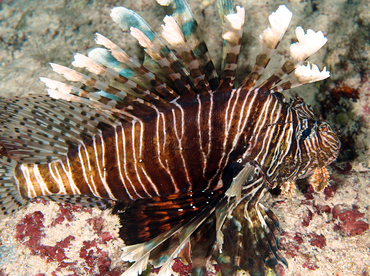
[[14, 86, 338, 202]]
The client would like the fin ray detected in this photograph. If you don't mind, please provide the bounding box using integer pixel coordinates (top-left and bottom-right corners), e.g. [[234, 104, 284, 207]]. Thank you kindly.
[[42, 194, 114, 210], [0, 95, 115, 163], [0, 156, 27, 220]]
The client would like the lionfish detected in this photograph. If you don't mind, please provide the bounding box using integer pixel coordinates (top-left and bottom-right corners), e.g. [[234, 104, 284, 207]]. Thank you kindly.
[[0, 0, 340, 275]]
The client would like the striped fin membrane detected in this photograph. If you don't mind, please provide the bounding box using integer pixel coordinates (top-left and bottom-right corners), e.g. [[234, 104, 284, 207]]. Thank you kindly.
[[0, 95, 114, 163], [0, 156, 27, 220], [160, 0, 220, 91], [0, 0, 335, 275], [214, 180, 288, 275]]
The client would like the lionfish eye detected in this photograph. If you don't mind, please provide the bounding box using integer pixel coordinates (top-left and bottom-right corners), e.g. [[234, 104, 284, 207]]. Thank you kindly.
[[301, 127, 311, 138]]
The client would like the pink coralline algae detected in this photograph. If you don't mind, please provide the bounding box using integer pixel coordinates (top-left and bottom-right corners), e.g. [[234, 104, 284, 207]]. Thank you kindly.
[[302, 260, 319, 270], [313, 204, 331, 215], [332, 204, 369, 236], [301, 208, 314, 227], [13, 202, 126, 276], [51, 203, 92, 227], [308, 233, 326, 249], [15, 211, 74, 263], [279, 232, 301, 258], [280, 232, 321, 271]]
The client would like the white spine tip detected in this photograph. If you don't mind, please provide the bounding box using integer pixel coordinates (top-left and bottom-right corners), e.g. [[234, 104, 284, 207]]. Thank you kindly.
[[295, 62, 330, 84], [161, 15, 185, 46], [47, 89, 74, 101], [50, 63, 85, 82], [130, 27, 161, 59], [271, 5, 293, 33], [39, 77, 52, 86], [290, 27, 328, 62], [39, 77, 61, 90], [95, 33, 112, 48], [260, 5, 292, 49], [72, 53, 106, 75], [50, 63, 67, 75], [225, 6, 245, 31], [222, 6, 245, 43], [110, 7, 126, 23], [130, 27, 152, 49], [71, 53, 89, 68], [156, 0, 171, 6]]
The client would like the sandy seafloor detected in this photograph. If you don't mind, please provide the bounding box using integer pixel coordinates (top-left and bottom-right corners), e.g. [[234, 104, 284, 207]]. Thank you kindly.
[[0, 0, 370, 275]]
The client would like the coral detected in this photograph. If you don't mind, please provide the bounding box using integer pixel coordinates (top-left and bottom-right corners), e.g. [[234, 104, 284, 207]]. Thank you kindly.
[[330, 85, 359, 101]]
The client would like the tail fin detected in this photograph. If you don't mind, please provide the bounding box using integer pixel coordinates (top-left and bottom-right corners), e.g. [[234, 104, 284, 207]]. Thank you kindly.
[[0, 155, 26, 220]]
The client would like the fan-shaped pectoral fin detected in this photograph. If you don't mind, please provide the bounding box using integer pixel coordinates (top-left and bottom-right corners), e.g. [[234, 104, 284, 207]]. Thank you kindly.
[[214, 176, 287, 276]]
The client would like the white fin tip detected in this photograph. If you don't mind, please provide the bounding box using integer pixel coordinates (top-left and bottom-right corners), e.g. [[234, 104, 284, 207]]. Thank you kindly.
[[270, 5, 292, 34], [130, 27, 161, 60], [40, 77, 70, 92], [222, 6, 245, 43], [161, 15, 185, 46], [94, 34, 130, 63], [295, 62, 330, 84], [290, 27, 327, 62], [95, 33, 115, 49], [47, 89, 75, 101], [50, 63, 85, 82], [71, 53, 90, 68], [40, 77, 84, 96], [130, 27, 152, 49], [260, 5, 292, 49], [156, 0, 171, 6], [110, 7, 127, 26], [225, 6, 245, 31], [72, 53, 105, 75]]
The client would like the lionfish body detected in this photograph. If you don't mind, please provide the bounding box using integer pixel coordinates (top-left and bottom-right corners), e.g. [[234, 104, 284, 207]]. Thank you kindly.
[[0, 0, 340, 275]]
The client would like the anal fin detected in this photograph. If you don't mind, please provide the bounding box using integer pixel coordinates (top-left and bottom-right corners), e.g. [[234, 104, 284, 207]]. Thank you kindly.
[[113, 190, 223, 245]]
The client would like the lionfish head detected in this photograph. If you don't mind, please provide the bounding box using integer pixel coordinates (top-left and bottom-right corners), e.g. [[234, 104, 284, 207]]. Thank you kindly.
[[292, 97, 341, 180]]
